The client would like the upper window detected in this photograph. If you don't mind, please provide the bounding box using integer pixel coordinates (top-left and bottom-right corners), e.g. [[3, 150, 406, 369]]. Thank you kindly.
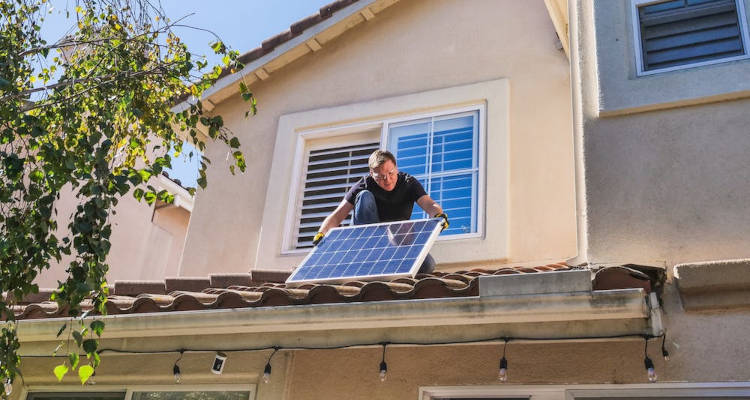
[[634, 0, 750, 74], [386, 110, 480, 238]]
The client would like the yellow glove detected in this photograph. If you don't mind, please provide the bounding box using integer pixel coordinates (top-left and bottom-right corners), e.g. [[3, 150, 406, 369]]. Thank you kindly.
[[435, 213, 449, 232], [312, 231, 325, 246]]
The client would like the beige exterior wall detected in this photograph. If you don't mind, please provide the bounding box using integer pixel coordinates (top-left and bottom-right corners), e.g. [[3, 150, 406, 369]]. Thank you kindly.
[[570, 0, 750, 267], [180, 0, 576, 276], [35, 176, 191, 288]]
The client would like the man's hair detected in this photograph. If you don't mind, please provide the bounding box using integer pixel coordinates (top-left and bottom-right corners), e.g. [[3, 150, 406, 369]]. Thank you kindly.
[[368, 150, 397, 170]]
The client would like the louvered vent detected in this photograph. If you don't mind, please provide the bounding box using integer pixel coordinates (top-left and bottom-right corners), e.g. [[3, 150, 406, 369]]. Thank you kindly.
[[639, 0, 745, 71], [295, 142, 380, 249]]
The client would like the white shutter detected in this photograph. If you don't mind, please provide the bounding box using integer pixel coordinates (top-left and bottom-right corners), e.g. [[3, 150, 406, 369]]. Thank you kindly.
[[295, 142, 380, 249]]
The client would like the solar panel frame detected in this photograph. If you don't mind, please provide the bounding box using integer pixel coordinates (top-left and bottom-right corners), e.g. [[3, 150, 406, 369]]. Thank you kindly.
[[286, 218, 443, 286]]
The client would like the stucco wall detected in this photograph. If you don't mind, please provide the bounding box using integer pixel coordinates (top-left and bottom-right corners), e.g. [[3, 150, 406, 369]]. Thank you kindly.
[[35, 180, 190, 289], [13, 282, 750, 399], [180, 0, 576, 276], [571, 0, 750, 267]]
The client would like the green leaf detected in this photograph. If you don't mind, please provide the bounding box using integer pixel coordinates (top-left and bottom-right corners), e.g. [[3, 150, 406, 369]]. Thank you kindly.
[[90, 320, 105, 337], [229, 137, 240, 148], [78, 365, 94, 384], [72, 330, 83, 346], [56, 323, 67, 338], [53, 364, 69, 382], [0, 76, 12, 90], [69, 352, 80, 370], [82, 339, 97, 354], [138, 169, 152, 182]]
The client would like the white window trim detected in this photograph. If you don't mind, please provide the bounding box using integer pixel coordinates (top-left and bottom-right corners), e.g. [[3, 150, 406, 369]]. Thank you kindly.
[[21, 384, 255, 400], [281, 104, 486, 254], [380, 104, 486, 242], [420, 382, 750, 400], [631, 0, 750, 76]]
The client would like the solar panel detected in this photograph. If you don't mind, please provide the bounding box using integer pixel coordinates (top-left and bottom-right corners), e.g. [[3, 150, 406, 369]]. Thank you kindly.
[[286, 218, 443, 285]]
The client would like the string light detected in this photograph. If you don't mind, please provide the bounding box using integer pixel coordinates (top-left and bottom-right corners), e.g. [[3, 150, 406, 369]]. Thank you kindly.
[[173, 350, 184, 384], [263, 347, 280, 384], [661, 332, 670, 361], [378, 343, 388, 382], [498, 338, 509, 382], [19, 332, 665, 385], [644, 338, 657, 383], [3, 378, 12, 396]]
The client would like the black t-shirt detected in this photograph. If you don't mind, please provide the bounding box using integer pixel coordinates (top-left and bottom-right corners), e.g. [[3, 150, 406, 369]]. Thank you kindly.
[[344, 172, 427, 222]]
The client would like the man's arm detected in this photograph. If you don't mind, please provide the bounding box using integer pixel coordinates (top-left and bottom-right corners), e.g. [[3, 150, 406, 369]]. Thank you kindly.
[[319, 200, 354, 235], [416, 194, 443, 217]]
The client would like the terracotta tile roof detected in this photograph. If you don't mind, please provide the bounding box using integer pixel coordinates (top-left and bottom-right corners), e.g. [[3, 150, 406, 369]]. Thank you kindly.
[[11, 263, 591, 321], [225, 0, 361, 79]]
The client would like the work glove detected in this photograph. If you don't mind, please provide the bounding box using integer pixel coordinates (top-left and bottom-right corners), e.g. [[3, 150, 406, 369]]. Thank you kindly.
[[435, 212, 449, 232], [312, 231, 325, 246]]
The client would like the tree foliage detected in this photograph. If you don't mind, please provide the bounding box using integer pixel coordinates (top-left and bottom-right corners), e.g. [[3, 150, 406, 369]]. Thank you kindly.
[[0, 0, 254, 390]]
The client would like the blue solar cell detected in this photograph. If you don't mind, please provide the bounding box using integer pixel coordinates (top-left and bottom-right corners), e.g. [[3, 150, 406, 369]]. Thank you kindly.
[[287, 218, 442, 284]]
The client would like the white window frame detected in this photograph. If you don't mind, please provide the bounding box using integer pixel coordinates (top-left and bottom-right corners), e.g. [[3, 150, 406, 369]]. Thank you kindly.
[[420, 382, 750, 400], [380, 104, 486, 242], [280, 104, 486, 254], [631, 0, 750, 76], [21, 384, 255, 400]]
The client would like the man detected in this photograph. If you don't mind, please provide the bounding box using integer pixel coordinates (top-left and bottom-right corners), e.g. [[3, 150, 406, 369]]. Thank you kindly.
[[312, 150, 449, 273]]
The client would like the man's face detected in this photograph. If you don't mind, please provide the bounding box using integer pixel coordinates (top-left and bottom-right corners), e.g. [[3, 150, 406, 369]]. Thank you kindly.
[[371, 160, 398, 191]]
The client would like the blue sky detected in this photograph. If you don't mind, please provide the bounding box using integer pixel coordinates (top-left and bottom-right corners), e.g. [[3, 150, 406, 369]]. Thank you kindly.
[[41, 0, 332, 187]]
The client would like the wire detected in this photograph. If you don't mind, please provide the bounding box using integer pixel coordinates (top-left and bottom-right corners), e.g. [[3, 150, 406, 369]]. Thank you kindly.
[[17, 333, 663, 358]]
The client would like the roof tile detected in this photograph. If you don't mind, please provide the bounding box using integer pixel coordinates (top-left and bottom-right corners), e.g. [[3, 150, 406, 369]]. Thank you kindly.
[[165, 277, 210, 293], [12, 264, 659, 321]]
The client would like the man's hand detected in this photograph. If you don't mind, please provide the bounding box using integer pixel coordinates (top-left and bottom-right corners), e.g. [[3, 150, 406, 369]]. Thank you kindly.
[[435, 213, 449, 232], [312, 231, 325, 246]]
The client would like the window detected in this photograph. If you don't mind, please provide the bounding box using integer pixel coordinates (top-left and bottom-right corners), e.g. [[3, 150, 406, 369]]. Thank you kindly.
[[634, 0, 750, 74], [422, 383, 750, 400], [295, 141, 380, 249], [26, 388, 253, 400], [387, 110, 480, 237]]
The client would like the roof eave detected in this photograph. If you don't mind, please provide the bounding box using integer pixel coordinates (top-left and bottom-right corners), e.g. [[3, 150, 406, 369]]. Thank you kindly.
[[16, 288, 655, 351], [173, 0, 389, 113]]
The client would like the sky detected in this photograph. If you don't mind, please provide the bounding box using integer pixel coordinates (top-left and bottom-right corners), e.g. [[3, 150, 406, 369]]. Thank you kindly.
[[40, 0, 333, 187]]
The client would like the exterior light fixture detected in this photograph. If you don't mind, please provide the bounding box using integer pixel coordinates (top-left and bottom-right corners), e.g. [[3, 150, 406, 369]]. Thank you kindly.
[[644, 338, 657, 383], [262, 347, 280, 384], [498, 338, 509, 382], [379, 343, 388, 382], [211, 352, 227, 375]]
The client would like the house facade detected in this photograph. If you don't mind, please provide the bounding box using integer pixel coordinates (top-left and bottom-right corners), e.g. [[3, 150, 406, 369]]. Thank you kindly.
[[9, 0, 750, 400]]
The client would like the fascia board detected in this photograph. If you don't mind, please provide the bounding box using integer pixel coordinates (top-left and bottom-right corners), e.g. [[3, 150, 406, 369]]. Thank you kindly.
[[16, 289, 649, 343], [199, 0, 379, 103]]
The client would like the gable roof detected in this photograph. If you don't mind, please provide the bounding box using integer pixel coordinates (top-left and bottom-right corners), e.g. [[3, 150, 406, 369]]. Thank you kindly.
[[190, 0, 400, 110]]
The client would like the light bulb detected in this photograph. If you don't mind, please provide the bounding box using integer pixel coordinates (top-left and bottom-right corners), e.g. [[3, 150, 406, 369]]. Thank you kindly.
[[379, 361, 387, 382], [498, 357, 508, 382], [262, 363, 272, 384], [644, 356, 657, 383], [173, 365, 181, 384], [4, 378, 12, 396]]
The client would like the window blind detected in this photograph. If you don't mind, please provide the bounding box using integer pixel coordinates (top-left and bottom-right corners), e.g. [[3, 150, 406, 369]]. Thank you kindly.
[[390, 112, 479, 236]]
